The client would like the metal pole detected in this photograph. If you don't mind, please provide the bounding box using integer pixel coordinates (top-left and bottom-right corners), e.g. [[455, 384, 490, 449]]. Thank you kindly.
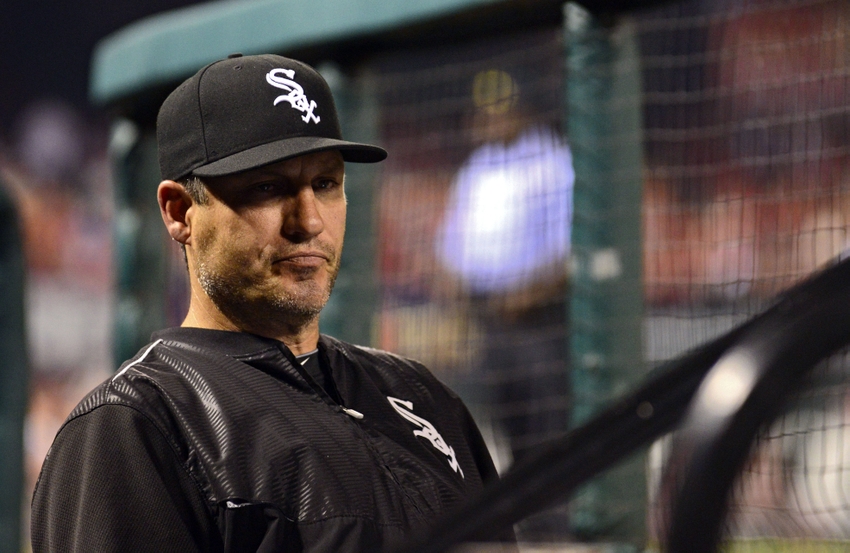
[[0, 181, 28, 553], [565, 2, 646, 546]]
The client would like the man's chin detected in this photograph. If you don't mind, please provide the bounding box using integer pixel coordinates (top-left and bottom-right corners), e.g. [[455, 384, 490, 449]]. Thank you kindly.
[[268, 284, 332, 321], [223, 298, 323, 335], [202, 268, 337, 329], [275, 294, 326, 317]]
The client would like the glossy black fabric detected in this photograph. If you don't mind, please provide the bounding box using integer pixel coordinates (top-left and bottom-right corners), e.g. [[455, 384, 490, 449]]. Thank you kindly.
[[31, 328, 502, 552]]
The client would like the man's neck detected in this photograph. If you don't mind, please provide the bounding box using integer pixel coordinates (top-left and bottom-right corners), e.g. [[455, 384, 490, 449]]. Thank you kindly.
[[181, 293, 321, 355]]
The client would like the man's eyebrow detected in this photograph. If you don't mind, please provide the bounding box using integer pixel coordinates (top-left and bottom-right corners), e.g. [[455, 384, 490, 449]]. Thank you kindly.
[[316, 158, 345, 172]]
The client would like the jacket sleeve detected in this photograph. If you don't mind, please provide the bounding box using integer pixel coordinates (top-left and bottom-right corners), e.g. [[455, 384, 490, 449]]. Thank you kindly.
[[31, 404, 223, 552]]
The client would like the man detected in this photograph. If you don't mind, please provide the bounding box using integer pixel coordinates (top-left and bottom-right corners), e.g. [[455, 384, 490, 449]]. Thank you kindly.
[[31, 54, 505, 552], [436, 68, 573, 541]]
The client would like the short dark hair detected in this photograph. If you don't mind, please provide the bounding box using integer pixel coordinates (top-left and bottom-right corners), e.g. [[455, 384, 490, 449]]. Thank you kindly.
[[180, 176, 209, 205], [175, 176, 208, 267]]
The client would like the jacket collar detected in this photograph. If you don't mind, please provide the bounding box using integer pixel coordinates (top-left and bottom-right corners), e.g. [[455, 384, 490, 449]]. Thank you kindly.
[[151, 327, 290, 359], [149, 328, 342, 394]]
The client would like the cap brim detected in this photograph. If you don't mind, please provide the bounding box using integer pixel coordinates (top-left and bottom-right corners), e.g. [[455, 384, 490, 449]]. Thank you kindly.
[[191, 136, 387, 178]]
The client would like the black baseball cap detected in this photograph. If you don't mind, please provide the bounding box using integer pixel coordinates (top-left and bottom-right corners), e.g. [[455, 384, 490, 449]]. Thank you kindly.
[[157, 53, 387, 181]]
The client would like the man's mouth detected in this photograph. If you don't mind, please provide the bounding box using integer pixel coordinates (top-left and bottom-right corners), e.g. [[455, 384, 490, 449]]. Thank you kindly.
[[275, 252, 329, 268]]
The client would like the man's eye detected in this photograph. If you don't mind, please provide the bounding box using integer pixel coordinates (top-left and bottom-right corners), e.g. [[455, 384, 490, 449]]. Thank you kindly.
[[254, 182, 277, 193], [315, 179, 338, 191]]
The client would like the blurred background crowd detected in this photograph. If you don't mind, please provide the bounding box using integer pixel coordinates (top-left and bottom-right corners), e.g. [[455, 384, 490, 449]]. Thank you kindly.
[[0, 0, 203, 542]]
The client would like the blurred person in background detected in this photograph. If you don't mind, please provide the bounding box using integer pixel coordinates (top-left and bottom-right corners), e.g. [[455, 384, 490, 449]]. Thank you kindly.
[[436, 68, 574, 542]]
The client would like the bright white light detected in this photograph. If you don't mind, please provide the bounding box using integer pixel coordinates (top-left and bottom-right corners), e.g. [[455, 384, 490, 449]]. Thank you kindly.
[[590, 248, 622, 281], [695, 349, 759, 420]]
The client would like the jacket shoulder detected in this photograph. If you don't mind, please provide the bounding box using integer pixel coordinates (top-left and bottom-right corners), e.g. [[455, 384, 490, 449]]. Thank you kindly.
[[320, 335, 468, 415], [322, 335, 439, 383], [67, 339, 171, 420], [61, 338, 202, 469]]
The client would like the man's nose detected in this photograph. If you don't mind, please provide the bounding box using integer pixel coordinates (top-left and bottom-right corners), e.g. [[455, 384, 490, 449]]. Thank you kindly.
[[282, 187, 324, 241]]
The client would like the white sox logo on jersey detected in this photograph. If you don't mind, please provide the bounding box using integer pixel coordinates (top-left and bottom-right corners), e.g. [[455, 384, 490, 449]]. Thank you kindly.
[[387, 396, 464, 478], [265, 68, 321, 124]]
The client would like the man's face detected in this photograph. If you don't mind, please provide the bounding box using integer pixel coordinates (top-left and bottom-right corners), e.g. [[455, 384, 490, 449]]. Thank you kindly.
[[188, 150, 346, 333]]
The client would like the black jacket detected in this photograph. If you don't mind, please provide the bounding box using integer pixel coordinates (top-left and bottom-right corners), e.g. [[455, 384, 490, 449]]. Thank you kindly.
[[31, 328, 501, 552]]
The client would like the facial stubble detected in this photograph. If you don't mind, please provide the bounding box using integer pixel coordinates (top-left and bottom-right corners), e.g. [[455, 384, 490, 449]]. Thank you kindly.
[[196, 243, 341, 334]]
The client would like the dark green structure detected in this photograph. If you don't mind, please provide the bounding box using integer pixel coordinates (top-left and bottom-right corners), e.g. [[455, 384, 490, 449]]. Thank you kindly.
[[0, 181, 28, 553], [565, 4, 646, 546]]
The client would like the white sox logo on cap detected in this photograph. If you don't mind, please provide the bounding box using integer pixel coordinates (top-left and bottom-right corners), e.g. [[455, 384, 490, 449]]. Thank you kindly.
[[266, 69, 321, 124], [157, 54, 386, 180]]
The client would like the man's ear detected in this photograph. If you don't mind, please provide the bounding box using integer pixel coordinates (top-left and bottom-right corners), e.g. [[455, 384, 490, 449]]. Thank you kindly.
[[157, 180, 194, 245]]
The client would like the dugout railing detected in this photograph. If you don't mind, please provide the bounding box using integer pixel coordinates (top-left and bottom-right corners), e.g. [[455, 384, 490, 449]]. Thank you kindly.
[[665, 257, 850, 551], [403, 254, 850, 551]]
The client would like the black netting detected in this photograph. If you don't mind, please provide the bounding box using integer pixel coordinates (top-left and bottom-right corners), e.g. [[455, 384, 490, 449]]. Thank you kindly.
[[367, 0, 850, 547]]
